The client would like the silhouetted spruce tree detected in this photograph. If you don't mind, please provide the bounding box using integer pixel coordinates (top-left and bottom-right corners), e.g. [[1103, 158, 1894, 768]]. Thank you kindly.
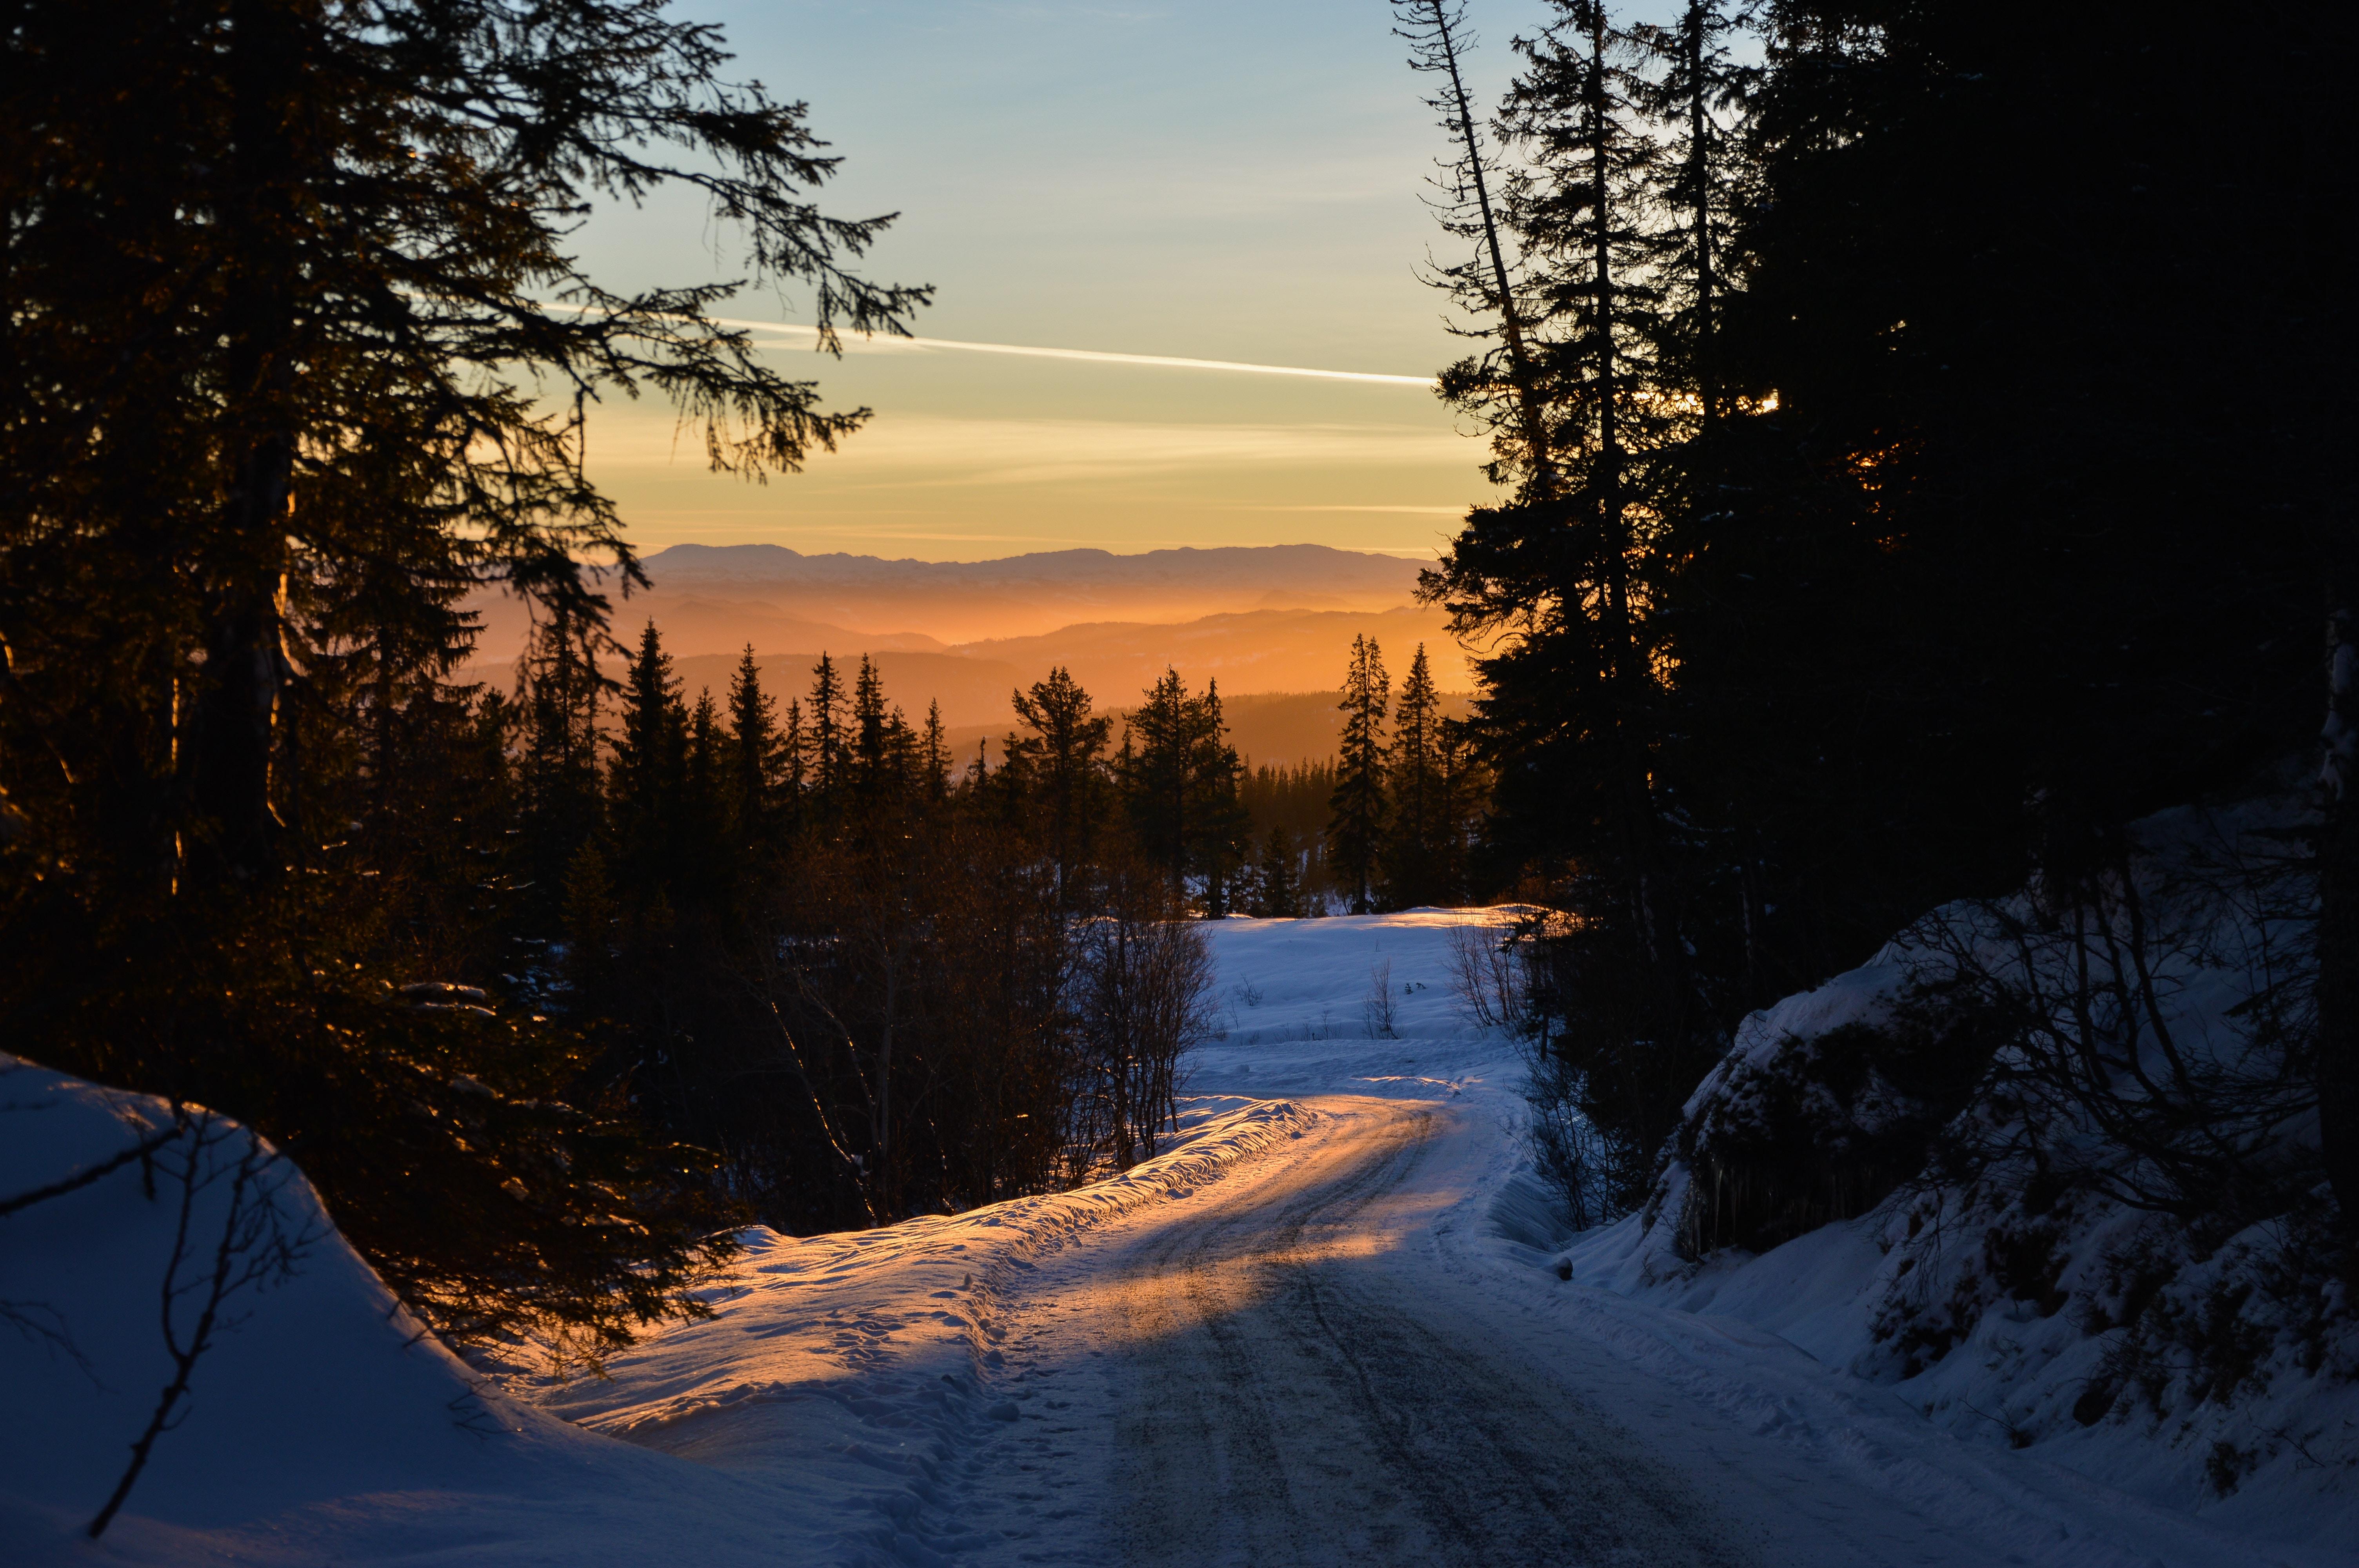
[[725, 645, 788, 853], [515, 603, 607, 931], [851, 655, 890, 796], [1191, 681, 1251, 917], [1249, 825, 1303, 918], [1328, 636, 1390, 913], [807, 653, 847, 802], [681, 688, 728, 909], [921, 701, 951, 803], [609, 621, 689, 902], [882, 704, 917, 799], [1382, 644, 1447, 908], [1413, 3, 1720, 1202], [1116, 669, 1243, 909], [1010, 668, 1112, 905], [1436, 720, 1490, 906], [781, 697, 810, 821], [0, 0, 929, 1361]]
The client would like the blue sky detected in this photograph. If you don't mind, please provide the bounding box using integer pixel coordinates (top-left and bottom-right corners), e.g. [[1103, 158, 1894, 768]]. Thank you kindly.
[[573, 0, 1665, 560]]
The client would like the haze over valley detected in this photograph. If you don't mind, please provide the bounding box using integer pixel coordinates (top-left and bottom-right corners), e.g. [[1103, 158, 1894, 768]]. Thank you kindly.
[[469, 541, 1474, 763]]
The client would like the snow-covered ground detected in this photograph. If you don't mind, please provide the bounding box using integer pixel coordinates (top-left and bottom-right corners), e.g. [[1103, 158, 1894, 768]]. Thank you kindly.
[[7, 911, 2354, 1565]]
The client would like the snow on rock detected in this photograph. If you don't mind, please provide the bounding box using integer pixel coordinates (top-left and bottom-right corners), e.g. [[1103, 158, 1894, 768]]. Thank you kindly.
[[1565, 791, 2359, 1550]]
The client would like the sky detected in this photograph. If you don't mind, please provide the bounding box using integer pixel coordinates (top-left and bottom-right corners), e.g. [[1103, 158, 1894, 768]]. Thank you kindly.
[[567, 0, 1611, 562]]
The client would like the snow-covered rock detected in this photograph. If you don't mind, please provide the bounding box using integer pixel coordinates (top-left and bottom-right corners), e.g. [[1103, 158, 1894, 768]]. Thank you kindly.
[[1567, 790, 2359, 1539]]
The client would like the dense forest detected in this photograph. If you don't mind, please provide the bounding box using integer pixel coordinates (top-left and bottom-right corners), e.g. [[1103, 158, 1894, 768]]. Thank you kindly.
[[1391, 0, 2355, 1254], [2, 0, 2350, 1383]]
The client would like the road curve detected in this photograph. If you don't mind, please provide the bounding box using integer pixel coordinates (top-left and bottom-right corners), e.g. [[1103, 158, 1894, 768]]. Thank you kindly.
[[1090, 1102, 1751, 1568]]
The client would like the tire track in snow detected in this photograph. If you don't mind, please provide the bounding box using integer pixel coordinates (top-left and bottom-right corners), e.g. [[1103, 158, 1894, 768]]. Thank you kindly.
[[1094, 1102, 1751, 1568]]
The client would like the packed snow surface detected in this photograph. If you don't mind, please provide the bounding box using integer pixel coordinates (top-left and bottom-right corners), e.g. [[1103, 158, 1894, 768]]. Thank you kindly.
[[6, 911, 2353, 1565]]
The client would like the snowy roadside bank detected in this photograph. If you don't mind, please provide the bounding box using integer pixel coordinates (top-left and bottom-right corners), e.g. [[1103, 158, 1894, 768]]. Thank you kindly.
[[1194, 911, 2358, 1566], [522, 1095, 1318, 1561], [0, 1047, 1316, 1567], [13, 903, 2346, 1567]]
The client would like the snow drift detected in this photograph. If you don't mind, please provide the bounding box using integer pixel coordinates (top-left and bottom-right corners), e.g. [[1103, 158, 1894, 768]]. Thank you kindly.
[[1565, 789, 2359, 1541]]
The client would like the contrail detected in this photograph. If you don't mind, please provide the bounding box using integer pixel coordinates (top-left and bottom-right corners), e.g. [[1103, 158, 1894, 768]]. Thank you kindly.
[[706, 316, 1436, 388]]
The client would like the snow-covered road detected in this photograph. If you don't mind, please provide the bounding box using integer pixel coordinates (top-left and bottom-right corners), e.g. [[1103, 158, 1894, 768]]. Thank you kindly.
[[12, 912, 2348, 1565], [891, 1093, 2044, 1568], [996, 1098, 1759, 1566]]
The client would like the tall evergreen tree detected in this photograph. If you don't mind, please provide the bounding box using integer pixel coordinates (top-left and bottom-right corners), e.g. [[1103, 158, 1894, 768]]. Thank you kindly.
[[609, 622, 689, 899], [1191, 681, 1252, 917], [851, 655, 891, 796], [515, 603, 607, 927], [725, 645, 786, 849], [1010, 667, 1112, 904], [1382, 644, 1448, 908], [807, 653, 847, 800], [1115, 669, 1243, 908], [782, 698, 809, 804], [0, 0, 956, 1380], [1249, 825, 1303, 919], [1328, 635, 1391, 913], [1415, 4, 1716, 1192], [920, 700, 951, 804]]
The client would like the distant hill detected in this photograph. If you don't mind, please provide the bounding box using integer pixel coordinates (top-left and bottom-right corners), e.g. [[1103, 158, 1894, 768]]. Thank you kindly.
[[956, 605, 1469, 704], [464, 544, 1469, 749], [629, 541, 1428, 645]]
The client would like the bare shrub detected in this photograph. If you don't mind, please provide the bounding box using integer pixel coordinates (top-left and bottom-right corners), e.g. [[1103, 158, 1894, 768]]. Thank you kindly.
[[1912, 806, 2319, 1230], [1067, 869, 1218, 1175], [1446, 918, 1525, 1031], [1363, 958, 1399, 1038]]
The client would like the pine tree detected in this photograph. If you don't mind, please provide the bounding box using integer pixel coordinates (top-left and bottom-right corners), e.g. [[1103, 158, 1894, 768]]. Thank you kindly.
[[725, 645, 786, 849], [0, 0, 931, 1393], [1251, 825, 1302, 919], [610, 621, 689, 900], [1328, 636, 1391, 913], [1010, 667, 1112, 904], [1436, 720, 1490, 904], [1382, 644, 1447, 908], [882, 704, 916, 798], [921, 701, 951, 803], [516, 602, 607, 927], [1119, 671, 1195, 894], [1417, 2, 1708, 1125], [1632, 0, 1747, 437], [1114, 669, 1243, 907], [807, 653, 847, 800], [1190, 681, 1251, 917], [782, 698, 809, 800], [681, 687, 727, 907], [851, 655, 890, 795]]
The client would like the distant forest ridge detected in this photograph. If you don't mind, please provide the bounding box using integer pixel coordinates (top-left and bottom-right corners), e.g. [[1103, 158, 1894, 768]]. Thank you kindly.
[[637, 541, 1430, 592], [463, 542, 1472, 753], [464, 539, 1439, 651]]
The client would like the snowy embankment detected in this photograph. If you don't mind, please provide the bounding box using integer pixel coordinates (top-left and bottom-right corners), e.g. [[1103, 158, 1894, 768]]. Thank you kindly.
[[0, 1051, 1314, 1565], [1554, 795, 2359, 1552], [9, 904, 2355, 1565]]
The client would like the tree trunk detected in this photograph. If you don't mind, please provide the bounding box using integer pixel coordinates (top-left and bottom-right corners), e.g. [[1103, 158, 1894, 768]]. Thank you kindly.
[[1423, 0, 1557, 499], [180, 0, 307, 889]]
